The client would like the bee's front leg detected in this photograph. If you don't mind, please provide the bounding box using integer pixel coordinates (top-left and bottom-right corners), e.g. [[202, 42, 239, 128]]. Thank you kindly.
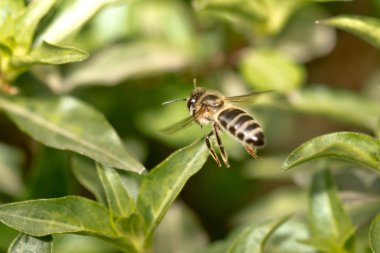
[[205, 131, 222, 167]]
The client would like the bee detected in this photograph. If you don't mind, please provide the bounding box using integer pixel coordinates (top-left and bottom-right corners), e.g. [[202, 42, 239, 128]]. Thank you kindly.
[[162, 80, 271, 167]]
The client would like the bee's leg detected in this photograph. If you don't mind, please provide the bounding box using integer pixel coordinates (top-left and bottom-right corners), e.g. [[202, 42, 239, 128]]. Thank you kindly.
[[205, 131, 222, 167], [213, 124, 230, 167], [244, 145, 260, 159]]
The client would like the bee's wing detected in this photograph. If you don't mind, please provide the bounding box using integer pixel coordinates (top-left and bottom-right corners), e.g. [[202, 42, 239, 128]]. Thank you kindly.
[[161, 115, 195, 134], [226, 90, 274, 104]]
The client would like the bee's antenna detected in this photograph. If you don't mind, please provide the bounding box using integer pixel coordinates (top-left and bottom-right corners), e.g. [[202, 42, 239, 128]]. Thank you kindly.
[[162, 98, 186, 105], [193, 78, 197, 89]]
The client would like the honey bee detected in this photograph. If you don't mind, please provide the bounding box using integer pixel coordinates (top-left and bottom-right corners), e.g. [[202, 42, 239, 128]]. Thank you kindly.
[[163, 80, 271, 167]]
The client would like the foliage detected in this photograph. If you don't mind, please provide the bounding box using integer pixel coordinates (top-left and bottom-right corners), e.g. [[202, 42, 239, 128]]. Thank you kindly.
[[0, 0, 380, 253]]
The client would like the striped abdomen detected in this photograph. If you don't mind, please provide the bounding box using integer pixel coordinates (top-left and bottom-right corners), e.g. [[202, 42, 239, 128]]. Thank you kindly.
[[217, 107, 265, 147]]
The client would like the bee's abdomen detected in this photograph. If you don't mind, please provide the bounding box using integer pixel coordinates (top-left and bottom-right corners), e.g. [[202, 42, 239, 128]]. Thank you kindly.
[[217, 107, 265, 147]]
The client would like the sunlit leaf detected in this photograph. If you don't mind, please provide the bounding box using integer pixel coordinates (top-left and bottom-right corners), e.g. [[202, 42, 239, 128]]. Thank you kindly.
[[193, 0, 306, 36], [12, 41, 88, 66], [370, 214, 380, 253], [36, 0, 120, 45], [14, 0, 57, 49], [193, 0, 266, 31], [97, 163, 135, 217], [0, 95, 145, 173], [239, 48, 306, 91], [282, 132, 380, 172], [318, 15, 380, 51], [287, 85, 380, 131], [0, 143, 24, 197], [8, 234, 52, 253], [136, 139, 208, 236], [0, 196, 118, 237], [0, 0, 24, 23], [307, 169, 356, 252], [71, 156, 106, 204]]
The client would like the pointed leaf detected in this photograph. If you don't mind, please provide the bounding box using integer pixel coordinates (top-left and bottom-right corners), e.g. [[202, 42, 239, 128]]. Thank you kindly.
[[137, 139, 209, 236], [12, 41, 88, 66], [227, 216, 289, 253], [0, 196, 118, 237], [8, 234, 52, 253], [36, 0, 119, 45], [97, 163, 135, 217], [71, 156, 106, 204], [0, 95, 145, 173], [14, 0, 57, 48], [319, 15, 380, 51], [308, 169, 355, 251], [282, 132, 380, 172], [370, 214, 380, 253]]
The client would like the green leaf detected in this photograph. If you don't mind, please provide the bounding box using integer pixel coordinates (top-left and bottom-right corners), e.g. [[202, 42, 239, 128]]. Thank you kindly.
[[71, 156, 107, 204], [0, 196, 118, 237], [287, 85, 380, 131], [194, 0, 306, 36], [12, 41, 88, 66], [0, 95, 145, 173], [36, 0, 119, 45], [282, 132, 380, 172], [239, 48, 306, 91], [8, 234, 52, 253], [193, 0, 266, 30], [113, 214, 145, 252], [14, 0, 57, 49], [307, 169, 356, 252], [370, 214, 380, 253], [0, 0, 24, 23], [136, 139, 209, 236], [97, 163, 135, 217], [0, 143, 24, 197], [227, 216, 289, 253], [319, 15, 380, 51]]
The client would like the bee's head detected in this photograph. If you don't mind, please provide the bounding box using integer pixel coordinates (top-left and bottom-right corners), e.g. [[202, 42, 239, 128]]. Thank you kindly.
[[187, 87, 205, 112]]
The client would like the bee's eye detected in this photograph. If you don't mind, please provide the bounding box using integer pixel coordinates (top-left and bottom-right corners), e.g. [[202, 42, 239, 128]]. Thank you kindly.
[[187, 96, 197, 109]]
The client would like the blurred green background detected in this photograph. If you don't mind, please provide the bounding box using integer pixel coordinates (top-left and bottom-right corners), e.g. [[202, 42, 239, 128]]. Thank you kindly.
[[1, 0, 380, 252]]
